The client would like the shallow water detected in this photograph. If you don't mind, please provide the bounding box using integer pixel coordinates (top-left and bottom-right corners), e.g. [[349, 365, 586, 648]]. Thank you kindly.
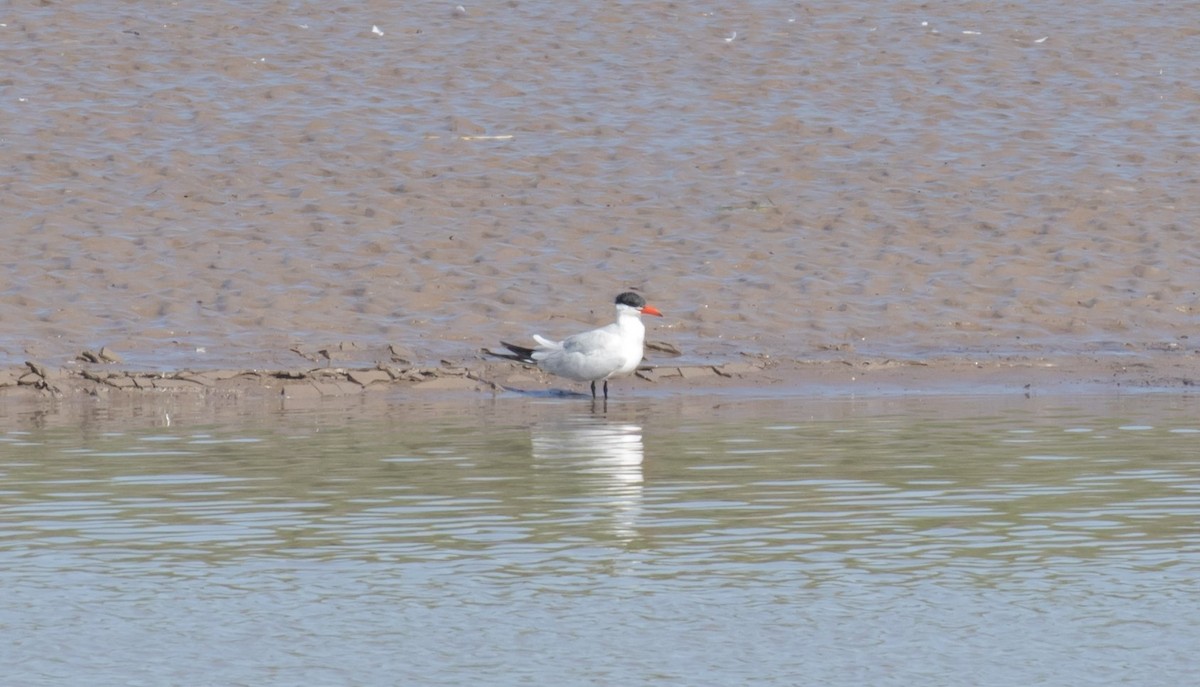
[[2, 392, 1199, 685], [3, 1, 1198, 368]]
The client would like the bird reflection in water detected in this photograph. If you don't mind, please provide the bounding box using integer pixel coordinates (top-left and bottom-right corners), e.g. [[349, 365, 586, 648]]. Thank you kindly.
[[530, 417, 645, 540]]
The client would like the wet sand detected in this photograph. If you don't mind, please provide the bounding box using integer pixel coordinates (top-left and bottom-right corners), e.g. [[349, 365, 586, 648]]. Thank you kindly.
[[2, 347, 1197, 430], [2, 1, 1197, 416]]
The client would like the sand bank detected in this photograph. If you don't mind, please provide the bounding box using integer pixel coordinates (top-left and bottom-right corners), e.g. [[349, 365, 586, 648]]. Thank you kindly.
[[3, 347, 1196, 408], [3, 1, 1197, 422]]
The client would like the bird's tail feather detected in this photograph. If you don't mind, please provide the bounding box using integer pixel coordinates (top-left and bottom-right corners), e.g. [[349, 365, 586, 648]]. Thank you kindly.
[[486, 341, 537, 364]]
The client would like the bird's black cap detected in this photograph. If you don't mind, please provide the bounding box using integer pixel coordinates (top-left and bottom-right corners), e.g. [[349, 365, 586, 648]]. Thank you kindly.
[[615, 292, 646, 308]]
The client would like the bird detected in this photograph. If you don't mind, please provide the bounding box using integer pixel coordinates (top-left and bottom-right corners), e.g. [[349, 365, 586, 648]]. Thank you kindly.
[[492, 291, 664, 399]]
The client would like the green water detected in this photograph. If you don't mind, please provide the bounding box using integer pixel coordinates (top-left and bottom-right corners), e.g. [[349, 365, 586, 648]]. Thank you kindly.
[[1, 393, 1198, 686]]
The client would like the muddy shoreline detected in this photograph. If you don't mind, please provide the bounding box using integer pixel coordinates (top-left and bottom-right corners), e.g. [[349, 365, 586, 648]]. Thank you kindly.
[[4, 347, 1196, 407], [5, 2, 1199, 385]]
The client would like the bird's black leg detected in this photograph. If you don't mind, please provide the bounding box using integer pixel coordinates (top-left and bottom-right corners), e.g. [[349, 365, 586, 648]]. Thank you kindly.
[[590, 380, 597, 398]]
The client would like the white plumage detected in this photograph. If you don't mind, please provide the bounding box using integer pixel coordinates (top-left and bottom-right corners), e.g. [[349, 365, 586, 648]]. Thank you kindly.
[[494, 292, 664, 399]]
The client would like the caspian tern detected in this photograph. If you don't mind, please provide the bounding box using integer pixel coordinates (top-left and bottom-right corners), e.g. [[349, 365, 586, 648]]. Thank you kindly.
[[493, 291, 664, 399]]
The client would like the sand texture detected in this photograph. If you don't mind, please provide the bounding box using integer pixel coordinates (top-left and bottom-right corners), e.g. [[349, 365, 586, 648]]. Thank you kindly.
[[1, 2, 1197, 404]]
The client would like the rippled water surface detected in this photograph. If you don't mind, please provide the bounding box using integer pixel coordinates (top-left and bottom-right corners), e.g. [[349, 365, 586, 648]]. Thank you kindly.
[[2, 393, 1199, 685]]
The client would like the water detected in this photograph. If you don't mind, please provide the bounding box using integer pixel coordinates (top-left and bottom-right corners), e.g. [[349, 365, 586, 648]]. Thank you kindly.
[[3, 392, 1199, 685]]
